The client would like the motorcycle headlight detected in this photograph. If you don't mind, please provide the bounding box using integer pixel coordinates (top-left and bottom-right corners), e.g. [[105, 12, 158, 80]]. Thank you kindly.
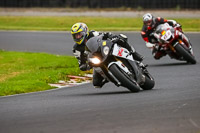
[[89, 57, 101, 64], [103, 46, 110, 55]]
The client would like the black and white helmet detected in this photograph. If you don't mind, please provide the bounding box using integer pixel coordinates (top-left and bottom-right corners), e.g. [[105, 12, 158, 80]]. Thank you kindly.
[[143, 13, 154, 27]]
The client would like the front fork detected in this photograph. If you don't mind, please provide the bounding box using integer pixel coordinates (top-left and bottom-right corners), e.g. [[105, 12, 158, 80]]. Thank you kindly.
[[108, 60, 144, 85], [174, 30, 193, 54], [93, 65, 122, 87]]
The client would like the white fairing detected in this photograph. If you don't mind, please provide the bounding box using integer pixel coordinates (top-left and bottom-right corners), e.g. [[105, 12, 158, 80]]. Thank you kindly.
[[158, 23, 173, 42], [163, 23, 171, 29], [112, 44, 134, 61], [93, 44, 133, 82]]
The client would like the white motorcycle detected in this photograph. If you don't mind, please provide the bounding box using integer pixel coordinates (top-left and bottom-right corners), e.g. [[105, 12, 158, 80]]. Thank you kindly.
[[86, 34, 155, 92]]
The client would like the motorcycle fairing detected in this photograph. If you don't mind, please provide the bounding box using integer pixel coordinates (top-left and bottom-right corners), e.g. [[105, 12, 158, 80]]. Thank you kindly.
[[111, 44, 144, 84], [112, 44, 134, 61]]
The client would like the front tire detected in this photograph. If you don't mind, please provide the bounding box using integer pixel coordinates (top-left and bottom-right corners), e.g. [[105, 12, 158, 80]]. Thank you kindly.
[[174, 43, 196, 64], [109, 64, 140, 92]]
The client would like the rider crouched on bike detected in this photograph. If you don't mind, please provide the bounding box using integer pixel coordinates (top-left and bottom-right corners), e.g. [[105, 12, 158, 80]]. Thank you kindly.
[[71, 22, 144, 88], [141, 13, 191, 59]]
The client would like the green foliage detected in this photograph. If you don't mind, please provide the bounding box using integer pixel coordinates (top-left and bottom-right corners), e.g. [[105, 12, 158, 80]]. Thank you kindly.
[[0, 16, 199, 31], [0, 50, 83, 96]]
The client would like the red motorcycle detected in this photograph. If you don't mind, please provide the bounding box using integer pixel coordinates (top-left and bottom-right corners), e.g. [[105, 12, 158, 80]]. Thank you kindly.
[[152, 23, 196, 64]]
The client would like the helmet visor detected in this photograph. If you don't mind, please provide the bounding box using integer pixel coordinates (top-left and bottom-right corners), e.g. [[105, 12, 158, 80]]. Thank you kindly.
[[144, 20, 152, 26], [72, 32, 85, 43]]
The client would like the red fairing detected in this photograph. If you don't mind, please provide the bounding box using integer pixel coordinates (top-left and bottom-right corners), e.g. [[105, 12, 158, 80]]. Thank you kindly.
[[174, 30, 180, 40]]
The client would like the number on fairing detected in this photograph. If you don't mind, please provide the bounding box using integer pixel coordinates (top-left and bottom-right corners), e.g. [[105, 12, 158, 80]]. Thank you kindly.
[[117, 48, 124, 56], [161, 30, 172, 41], [112, 44, 133, 60]]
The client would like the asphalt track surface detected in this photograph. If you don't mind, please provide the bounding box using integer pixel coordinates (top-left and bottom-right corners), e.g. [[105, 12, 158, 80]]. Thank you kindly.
[[0, 31, 200, 133]]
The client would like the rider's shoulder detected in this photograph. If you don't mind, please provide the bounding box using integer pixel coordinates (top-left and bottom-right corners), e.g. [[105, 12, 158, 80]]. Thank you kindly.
[[89, 30, 100, 37], [141, 25, 148, 32], [155, 17, 165, 22], [73, 43, 85, 52]]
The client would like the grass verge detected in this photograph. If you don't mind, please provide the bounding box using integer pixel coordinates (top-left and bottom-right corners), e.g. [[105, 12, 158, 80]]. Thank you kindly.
[[0, 50, 89, 96], [0, 16, 200, 31]]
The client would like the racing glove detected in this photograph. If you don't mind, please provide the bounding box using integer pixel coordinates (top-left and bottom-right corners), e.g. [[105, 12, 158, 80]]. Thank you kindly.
[[103, 32, 113, 40], [79, 64, 91, 71], [146, 42, 155, 49], [167, 20, 182, 28]]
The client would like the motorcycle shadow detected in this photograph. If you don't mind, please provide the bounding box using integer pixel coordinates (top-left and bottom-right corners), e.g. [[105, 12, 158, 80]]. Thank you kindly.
[[70, 89, 155, 97], [149, 62, 189, 67], [72, 91, 131, 97]]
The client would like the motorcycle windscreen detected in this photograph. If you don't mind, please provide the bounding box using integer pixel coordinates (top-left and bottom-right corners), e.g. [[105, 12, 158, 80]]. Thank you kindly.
[[86, 35, 103, 54], [156, 23, 172, 33]]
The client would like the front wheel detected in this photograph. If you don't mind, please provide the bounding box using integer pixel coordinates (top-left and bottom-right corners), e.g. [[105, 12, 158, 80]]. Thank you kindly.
[[174, 43, 196, 64], [109, 64, 140, 92]]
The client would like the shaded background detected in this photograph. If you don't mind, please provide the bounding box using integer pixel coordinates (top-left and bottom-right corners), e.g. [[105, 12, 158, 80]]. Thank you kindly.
[[0, 0, 199, 9]]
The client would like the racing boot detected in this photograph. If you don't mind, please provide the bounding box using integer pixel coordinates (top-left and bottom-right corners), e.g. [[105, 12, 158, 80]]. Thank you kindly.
[[94, 79, 109, 88], [93, 70, 108, 88], [125, 43, 144, 62], [115, 35, 144, 62]]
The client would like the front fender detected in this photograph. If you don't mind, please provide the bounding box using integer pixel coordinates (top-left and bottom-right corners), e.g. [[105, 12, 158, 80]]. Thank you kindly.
[[108, 61, 131, 75]]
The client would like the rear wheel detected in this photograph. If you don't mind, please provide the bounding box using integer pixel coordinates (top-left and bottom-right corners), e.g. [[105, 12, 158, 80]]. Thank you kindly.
[[109, 64, 140, 92], [174, 43, 196, 64]]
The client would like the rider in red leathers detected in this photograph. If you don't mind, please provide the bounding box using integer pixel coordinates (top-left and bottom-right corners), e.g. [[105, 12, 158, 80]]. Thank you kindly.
[[141, 13, 191, 59]]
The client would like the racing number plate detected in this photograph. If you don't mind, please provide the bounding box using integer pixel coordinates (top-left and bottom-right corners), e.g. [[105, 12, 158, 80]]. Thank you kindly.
[[161, 30, 172, 41]]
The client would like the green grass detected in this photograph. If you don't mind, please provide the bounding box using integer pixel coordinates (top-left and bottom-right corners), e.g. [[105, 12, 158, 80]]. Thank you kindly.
[[0, 50, 86, 96], [0, 16, 200, 31]]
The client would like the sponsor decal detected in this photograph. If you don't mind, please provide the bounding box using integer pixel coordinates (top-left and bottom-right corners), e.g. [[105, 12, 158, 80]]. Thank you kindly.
[[102, 41, 107, 46], [118, 48, 124, 56]]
